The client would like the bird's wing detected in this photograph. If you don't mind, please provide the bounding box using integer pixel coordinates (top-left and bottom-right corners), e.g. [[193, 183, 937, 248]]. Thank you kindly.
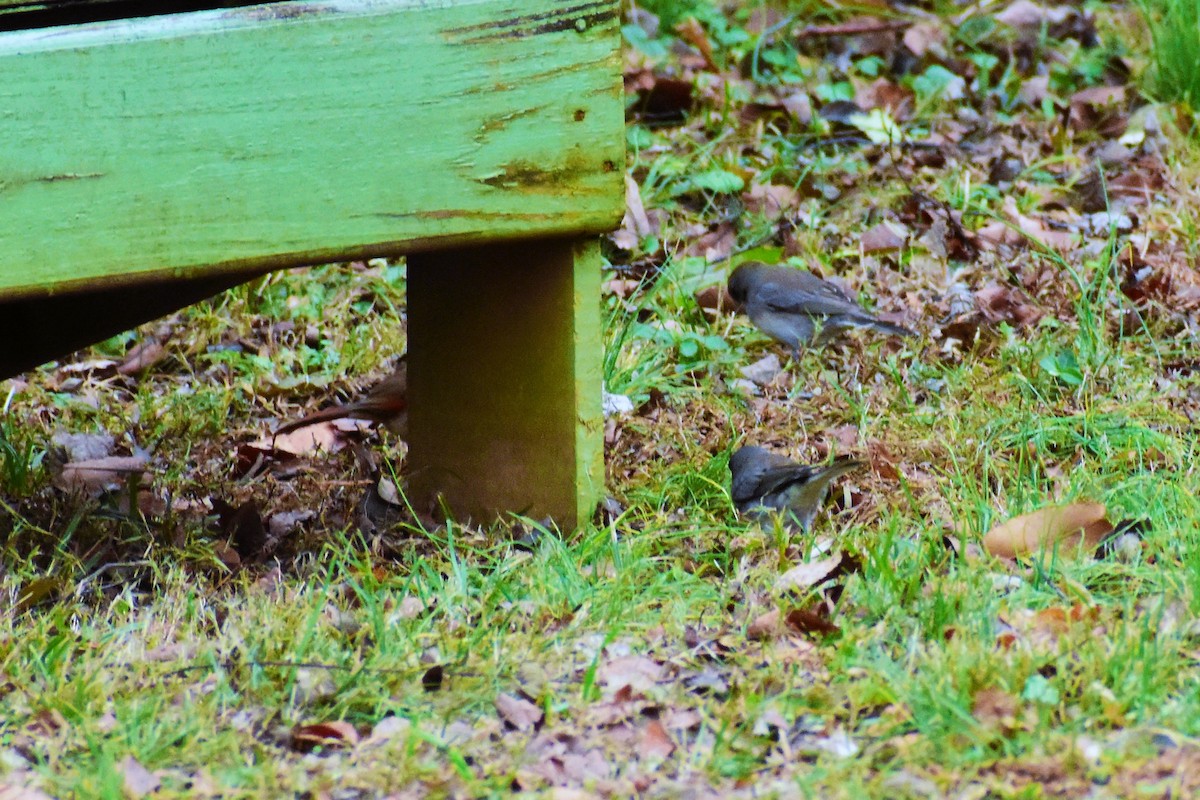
[[753, 464, 821, 498], [755, 277, 862, 317], [732, 450, 796, 504], [757, 457, 865, 497]]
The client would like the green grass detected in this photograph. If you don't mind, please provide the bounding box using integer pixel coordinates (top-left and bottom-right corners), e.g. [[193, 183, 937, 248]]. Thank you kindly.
[[5, 0, 1200, 795], [1138, 0, 1200, 109]]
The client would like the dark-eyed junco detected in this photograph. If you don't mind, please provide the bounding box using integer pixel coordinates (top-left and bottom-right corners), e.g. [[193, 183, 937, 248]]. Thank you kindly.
[[729, 445, 864, 530], [727, 261, 914, 354], [274, 360, 408, 438]]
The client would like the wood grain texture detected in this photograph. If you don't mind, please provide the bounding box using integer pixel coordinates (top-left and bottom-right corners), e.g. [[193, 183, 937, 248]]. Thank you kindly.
[[0, 0, 624, 298], [406, 237, 603, 527]]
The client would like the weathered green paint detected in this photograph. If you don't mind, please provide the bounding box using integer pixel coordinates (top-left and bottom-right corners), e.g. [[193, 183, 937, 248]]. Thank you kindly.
[[571, 238, 604, 524], [0, 0, 623, 299], [406, 237, 603, 528]]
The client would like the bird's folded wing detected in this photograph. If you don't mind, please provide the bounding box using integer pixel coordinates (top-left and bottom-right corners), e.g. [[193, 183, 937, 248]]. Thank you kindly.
[[753, 465, 818, 498], [757, 281, 860, 317]]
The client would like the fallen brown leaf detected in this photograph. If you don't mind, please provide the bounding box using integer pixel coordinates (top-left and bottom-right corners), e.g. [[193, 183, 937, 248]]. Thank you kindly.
[[902, 21, 945, 57], [972, 687, 1020, 733], [860, 221, 909, 254], [785, 606, 841, 637], [746, 608, 781, 640], [117, 337, 168, 376], [624, 174, 654, 238], [495, 693, 543, 731], [674, 16, 716, 71], [974, 281, 1043, 327], [641, 719, 676, 759], [983, 502, 1112, 558], [775, 553, 843, 593], [596, 654, 664, 693], [264, 422, 347, 457], [744, 182, 798, 220], [996, 0, 1073, 29]]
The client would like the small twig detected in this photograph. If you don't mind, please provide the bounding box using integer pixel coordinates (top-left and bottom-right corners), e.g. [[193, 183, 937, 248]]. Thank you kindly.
[[74, 560, 153, 597], [750, 13, 799, 84], [795, 20, 911, 40], [161, 659, 424, 680]]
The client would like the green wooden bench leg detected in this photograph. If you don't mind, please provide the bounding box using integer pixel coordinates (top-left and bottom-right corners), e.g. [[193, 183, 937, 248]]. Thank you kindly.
[[405, 238, 603, 529]]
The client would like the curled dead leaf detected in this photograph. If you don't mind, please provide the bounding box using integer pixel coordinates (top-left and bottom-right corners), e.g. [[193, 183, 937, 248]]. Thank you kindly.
[[291, 721, 360, 752], [674, 16, 716, 71], [746, 608, 781, 640], [983, 502, 1112, 558]]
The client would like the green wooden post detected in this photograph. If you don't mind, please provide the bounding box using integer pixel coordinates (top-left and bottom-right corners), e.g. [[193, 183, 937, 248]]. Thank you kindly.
[[406, 238, 603, 528]]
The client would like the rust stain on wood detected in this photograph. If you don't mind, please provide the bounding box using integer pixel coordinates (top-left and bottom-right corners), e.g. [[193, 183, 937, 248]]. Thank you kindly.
[[475, 150, 599, 193]]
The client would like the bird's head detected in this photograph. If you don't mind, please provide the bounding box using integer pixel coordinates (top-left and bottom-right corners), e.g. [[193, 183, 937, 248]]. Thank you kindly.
[[727, 261, 769, 304]]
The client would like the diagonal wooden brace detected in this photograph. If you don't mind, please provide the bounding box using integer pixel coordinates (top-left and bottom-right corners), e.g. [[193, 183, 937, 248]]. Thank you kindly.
[[406, 238, 603, 529]]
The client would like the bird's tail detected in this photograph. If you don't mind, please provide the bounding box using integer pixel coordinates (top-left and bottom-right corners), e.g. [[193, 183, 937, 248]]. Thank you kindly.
[[864, 319, 916, 339], [813, 456, 866, 484], [786, 456, 866, 508]]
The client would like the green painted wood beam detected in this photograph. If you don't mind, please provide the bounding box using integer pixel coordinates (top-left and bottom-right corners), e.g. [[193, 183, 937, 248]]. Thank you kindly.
[[0, 0, 624, 299], [406, 237, 603, 528]]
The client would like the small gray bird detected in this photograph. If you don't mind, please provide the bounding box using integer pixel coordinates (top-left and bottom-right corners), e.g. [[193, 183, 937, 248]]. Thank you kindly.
[[727, 261, 914, 354], [729, 445, 864, 531]]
